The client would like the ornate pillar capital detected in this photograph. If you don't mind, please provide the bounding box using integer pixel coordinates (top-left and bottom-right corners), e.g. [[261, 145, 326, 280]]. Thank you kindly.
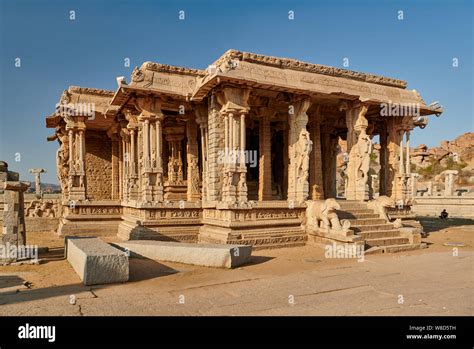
[[217, 86, 250, 116], [135, 96, 163, 118]]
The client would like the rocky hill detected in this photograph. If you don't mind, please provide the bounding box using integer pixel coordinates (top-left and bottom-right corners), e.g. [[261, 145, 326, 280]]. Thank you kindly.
[[336, 132, 474, 192]]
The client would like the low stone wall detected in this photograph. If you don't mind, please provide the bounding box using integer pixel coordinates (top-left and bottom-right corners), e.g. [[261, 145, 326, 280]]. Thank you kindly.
[[25, 217, 59, 232], [0, 194, 61, 232], [412, 197, 474, 218]]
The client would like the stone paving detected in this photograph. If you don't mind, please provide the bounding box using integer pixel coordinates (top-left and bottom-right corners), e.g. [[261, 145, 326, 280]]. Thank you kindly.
[[0, 223, 472, 316]]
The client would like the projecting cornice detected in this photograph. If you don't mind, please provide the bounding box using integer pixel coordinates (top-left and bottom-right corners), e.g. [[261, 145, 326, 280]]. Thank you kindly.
[[212, 49, 407, 89]]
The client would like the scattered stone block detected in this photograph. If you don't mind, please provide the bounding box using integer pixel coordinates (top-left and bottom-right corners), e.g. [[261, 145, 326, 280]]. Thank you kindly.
[[114, 241, 251, 269], [67, 237, 128, 286]]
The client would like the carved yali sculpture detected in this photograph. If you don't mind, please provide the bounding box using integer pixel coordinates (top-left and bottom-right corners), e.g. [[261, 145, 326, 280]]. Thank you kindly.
[[312, 198, 351, 232], [367, 195, 395, 223]]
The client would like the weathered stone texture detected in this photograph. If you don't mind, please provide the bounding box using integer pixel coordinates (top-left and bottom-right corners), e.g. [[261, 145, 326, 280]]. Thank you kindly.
[[67, 237, 129, 285], [115, 240, 251, 268], [85, 131, 112, 200]]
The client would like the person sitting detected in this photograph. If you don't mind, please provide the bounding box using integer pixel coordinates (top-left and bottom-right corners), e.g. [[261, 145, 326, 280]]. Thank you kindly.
[[439, 209, 448, 219]]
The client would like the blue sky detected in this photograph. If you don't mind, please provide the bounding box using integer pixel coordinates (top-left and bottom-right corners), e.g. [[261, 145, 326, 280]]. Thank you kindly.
[[0, 0, 472, 183]]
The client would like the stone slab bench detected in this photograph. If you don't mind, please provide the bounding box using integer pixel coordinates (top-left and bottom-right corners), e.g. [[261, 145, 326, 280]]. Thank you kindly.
[[114, 241, 252, 269], [67, 237, 129, 286]]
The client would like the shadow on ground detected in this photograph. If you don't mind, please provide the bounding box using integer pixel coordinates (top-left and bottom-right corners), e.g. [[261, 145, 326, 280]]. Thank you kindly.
[[0, 275, 26, 289], [39, 247, 65, 264], [417, 216, 474, 233], [129, 258, 179, 282]]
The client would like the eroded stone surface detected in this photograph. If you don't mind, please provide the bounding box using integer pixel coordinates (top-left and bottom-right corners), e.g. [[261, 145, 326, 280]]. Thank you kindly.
[[67, 237, 128, 285], [115, 240, 251, 268]]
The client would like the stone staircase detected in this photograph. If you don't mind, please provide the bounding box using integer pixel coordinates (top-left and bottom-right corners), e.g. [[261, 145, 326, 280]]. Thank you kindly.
[[337, 200, 424, 254]]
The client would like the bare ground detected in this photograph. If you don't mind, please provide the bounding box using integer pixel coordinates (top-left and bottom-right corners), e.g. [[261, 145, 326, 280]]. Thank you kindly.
[[0, 217, 472, 316]]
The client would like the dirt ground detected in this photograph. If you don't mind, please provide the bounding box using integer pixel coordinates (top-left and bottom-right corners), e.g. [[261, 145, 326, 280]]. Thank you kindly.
[[0, 217, 473, 316]]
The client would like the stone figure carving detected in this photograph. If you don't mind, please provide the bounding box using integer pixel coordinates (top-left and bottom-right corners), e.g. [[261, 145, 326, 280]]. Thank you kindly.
[[56, 130, 70, 193], [295, 131, 312, 185], [367, 195, 395, 223], [355, 128, 372, 190], [311, 198, 351, 232], [25, 200, 58, 218], [131, 66, 145, 82], [189, 158, 200, 193]]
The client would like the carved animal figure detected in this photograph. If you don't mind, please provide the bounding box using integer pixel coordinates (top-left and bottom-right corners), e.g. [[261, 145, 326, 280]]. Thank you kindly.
[[310, 198, 349, 231], [367, 195, 395, 222]]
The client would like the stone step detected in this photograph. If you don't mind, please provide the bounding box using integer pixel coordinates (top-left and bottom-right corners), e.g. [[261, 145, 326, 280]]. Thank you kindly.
[[115, 241, 252, 268], [338, 213, 380, 220], [365, 243, 427, 254], [346, 218, 387, 225], [352, 223, 395, 232], [337, 209, 375, 215], [365, 236, 410, 247], [337, 203, 369, 210], [358, 229, 401, 239]]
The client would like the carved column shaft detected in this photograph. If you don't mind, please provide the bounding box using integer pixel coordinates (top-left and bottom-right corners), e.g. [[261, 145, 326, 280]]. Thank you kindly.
[[287, 98, 311, 203], [68, 130, 74, 173], [119, 136, 124, 200], [399, 130, 405, 174], [156, 118, 163, 172], [206, 95, 222, 202], [143, 119, 150, 169], [345, 104, 369, 201], [217, 87, 250, 205], [309, 113, 324, 200], [379, 126, 388, 195], [186, 117, 200, 202], [405, 130, 411, 174], [111, 138, 119, 200], [130, 129, 136, 176], [258, 113, 272, 201], [197, 114, 209, 202], [66, 120, 86, 201]]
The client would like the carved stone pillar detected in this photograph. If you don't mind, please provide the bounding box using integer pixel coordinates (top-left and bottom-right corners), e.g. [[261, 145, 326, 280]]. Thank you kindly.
[[411, 173, 419, 197], [398, 129, 405, 175], [206, 93, 223, 202], [186, 116, 200, 202], [287, 97, 312, 203], [135, 97, 165, 203], [154, 114, 164, 202], [121, 133, 128, 200], [282, 123, 288, 198], [196, 106, 209, 202], [309, 107, 324, 200], [443, 170, 458, 197], [386, 117, 409, 202], [379, 125, 388, 195], [66, 117, 86, 201], [345, 103, 370, 201], [405, 130, 411, 174], [321, 128, 337, 199], [217, 87, 250, 205], [258, 111, 272, 201], [111, 137, 119, 200], [237, 112, 247, 203]]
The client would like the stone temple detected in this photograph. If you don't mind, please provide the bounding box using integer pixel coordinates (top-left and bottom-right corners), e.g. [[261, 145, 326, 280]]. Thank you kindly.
[[45, 50, 442, 250]]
